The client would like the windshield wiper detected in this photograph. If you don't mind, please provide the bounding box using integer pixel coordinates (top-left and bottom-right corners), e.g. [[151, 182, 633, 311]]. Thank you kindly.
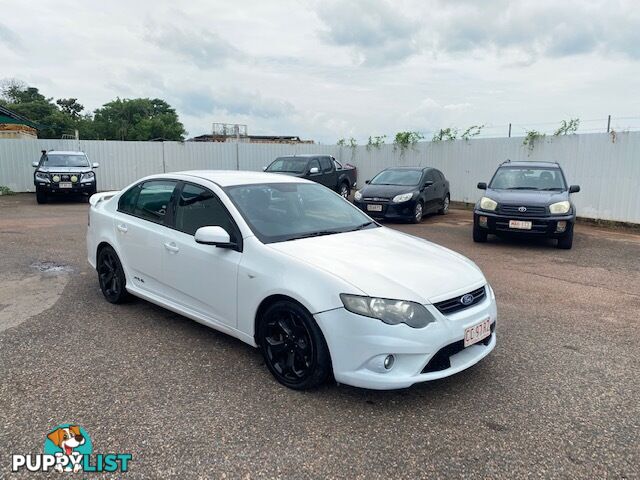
[[288, 230, 340, 241], [540, 187, 564, 191], [348, 221, 375, 231], [506, 187, 537, 190]]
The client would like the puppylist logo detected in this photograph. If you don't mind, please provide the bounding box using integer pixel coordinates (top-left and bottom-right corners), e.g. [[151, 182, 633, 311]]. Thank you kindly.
[[11, 424, 132, 473]]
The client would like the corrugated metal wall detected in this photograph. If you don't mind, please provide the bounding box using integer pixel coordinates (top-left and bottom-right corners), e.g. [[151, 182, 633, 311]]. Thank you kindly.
[[1, 132, 638, 223]]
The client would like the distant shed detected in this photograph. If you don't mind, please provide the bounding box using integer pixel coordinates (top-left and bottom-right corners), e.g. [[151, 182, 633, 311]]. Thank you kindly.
[[0, 105, 38, 139]]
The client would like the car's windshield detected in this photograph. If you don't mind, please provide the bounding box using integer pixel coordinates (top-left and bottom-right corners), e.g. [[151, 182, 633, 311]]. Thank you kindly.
[[43, 154, 90, 168], [225, 183, 377, 243], [370, 169, 422, 186], [489, 167, 566, 190], [266, 157, 308, 174]]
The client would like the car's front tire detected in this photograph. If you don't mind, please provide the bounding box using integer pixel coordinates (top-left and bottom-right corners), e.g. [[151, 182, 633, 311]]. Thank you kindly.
[[338, 182, 350, 199], [556, 231, 573, 249], [411, 201, 423, 224], [36, 188, 48, 204], [257, 300, 331, 390], [473, 225, 488, 242], [97, 246, 130, 303]]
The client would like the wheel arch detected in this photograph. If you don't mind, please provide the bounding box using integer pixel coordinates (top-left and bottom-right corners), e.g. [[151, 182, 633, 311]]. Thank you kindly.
[[253, 294, 309, 343]]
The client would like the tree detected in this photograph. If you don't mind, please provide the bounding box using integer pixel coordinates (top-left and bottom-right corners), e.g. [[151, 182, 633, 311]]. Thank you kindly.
[[56, 98, 84, 119], [92, 98, 186, 141]]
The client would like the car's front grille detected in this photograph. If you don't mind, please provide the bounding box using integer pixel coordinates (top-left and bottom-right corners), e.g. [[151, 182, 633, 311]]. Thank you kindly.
[[49, 173, 81, 183], [433, 286, 486, 315], [421, 322, 495, 373], [362, 197, 390, 203], [499, 204, 547, 216]]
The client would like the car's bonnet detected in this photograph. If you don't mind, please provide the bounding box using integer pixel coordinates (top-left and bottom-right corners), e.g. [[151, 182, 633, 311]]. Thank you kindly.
[[38, 166, 92, 173], [268, 227, 485, 304], [359, 184, 417, 198], [485, 188, 569, 206]]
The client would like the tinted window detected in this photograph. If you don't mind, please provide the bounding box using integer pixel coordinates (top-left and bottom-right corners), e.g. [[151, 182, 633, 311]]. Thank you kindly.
[[174, 183, 237, 239], [319, 157, 333, 172], [266, 157, 308, 173], [370, 169, 422, 186], [43, 154, 90, 168], [225, 183, 375, 244], [118, 184, 141, 214], [490, 167, 566, 190], [132, 180, 177, 224], [433, 169, 445, 181], [425, 170, 437, 182]]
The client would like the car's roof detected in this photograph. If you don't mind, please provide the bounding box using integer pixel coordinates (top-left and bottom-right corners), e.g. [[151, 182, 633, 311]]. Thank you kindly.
[[500, 161, 560, 168], [275, 154, 331, 158], [169, 170, 313, 187], [46, 150, 86, 155], [384, 166, 427, 171]]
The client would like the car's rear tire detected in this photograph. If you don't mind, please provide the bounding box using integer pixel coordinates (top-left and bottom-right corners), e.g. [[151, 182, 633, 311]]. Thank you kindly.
[[36, 189, 48, 204], [97, 246, 130, 304], [473, 225, 488, 242], [556, 231, 573, 249], [338, 182, 350, 199], [257, 300, 331, 390], [411, 201, 423, 224], [438, 194, 450, 215]]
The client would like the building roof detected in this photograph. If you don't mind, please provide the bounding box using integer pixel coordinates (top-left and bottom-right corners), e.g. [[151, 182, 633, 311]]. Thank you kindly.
[[0, 105, 38, 128]]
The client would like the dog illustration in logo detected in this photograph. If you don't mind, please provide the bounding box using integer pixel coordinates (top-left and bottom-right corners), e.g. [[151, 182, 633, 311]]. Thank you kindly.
[[47, 426, 85, 472]]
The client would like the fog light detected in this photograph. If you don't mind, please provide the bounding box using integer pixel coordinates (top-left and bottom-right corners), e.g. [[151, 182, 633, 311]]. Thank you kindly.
[[556, 221, 567, 233], [52, 175, 61, 183], [478, 216, 488, 227], [384, 355, 395, 370]]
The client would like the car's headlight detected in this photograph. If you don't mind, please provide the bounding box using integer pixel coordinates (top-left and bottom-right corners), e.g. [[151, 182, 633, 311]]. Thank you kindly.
[[35, 172, 50, 182], [549, 200, 570, 214], [354, 190, 362, 201], [480, 196, 498, 211], [80, 171, 95, 182], [392, 192, 414, 203], [340, 294, 436, 328]]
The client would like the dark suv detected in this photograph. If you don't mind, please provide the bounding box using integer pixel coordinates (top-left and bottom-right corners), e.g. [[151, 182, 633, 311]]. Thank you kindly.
[[473, 161, 580, 249], [32, 150, 99, 204]]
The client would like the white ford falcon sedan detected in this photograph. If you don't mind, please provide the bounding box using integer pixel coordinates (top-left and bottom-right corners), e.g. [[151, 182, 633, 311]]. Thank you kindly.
[[87, 171, 497, 390]]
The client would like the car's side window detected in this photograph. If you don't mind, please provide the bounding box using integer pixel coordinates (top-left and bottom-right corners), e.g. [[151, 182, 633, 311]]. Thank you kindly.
[[132, 180, 177, 225], [174, 183, 238, 240], [319, 157, 333, 172], [309, 159, 321, 173], [118, 184, 141, 214], [434, 170, 444, 181], [425, 170, 437, 183]]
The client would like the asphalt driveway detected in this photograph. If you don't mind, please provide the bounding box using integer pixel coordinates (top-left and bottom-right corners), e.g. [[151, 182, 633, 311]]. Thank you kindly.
[[1, 193, 638, 478]]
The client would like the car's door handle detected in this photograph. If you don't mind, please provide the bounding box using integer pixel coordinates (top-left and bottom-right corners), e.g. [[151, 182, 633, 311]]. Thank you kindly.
[[116, 223, 128, 233], [164, 242, 179, 253]]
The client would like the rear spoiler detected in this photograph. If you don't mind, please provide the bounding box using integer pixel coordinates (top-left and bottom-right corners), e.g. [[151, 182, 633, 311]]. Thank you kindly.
[[89, 191, 120, 207]]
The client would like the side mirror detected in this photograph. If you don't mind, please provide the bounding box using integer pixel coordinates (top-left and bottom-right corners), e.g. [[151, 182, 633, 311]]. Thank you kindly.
[[195, 226, 236, 249], [309, 167, 320, 174], [569, 185, 580, 193], [32, 161, 39, 168], [365, 180, 370, 184], [477, 182, 487, 190], [92, 162, 100, 168]]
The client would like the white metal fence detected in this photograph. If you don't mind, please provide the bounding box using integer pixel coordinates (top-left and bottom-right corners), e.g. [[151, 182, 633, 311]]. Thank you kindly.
[[1, 132, 638, 224]]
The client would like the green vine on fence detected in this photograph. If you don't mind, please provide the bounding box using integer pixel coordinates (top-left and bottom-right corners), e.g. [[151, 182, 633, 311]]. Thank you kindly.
[[554, 118, 580, 136], [393, 131, 424, 153], [431, 128, 457, 142], [366, 135, 386, 150], [461, 124, 485, 140], [523, 130, 545, 152]]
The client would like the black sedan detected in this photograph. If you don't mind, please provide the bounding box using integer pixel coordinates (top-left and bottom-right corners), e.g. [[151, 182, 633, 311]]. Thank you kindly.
[[353, 167, 450, 223]]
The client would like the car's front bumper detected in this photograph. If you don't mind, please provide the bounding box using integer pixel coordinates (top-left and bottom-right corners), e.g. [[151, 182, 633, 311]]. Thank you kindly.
[[35, 181, 96, 194], [473, 209, 575, 238], [314, 286, 497, 390], [353, 199, 417, 221]]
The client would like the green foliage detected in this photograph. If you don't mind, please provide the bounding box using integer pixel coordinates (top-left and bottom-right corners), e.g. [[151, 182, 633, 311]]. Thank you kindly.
[[394, 131, 424, 152], [336, 138, 346, 146], [366, 135, 386, 150], [554, 118, 580, 136], [461, 124, 485, 140], [523, 130, 545, 151], [0, 185, 14, 195], [432, 128, 458, 142], [0, 79, 186, 141]]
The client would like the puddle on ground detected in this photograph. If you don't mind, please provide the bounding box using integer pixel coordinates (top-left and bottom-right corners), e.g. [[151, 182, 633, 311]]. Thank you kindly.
[[30, 261, 74, 274]]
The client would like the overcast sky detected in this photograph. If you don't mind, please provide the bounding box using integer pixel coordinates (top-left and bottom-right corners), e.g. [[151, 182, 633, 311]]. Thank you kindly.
[[2, 0, 640, 142]]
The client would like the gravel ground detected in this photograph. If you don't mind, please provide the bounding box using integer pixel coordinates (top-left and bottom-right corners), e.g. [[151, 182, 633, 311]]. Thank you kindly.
[[1, 193, 638, 479]]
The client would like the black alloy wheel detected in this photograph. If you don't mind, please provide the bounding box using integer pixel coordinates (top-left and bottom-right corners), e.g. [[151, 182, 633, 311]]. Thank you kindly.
[[258, 300, 331, 390], [97, 246, 129, 303], [339, 183, 350, 199]]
